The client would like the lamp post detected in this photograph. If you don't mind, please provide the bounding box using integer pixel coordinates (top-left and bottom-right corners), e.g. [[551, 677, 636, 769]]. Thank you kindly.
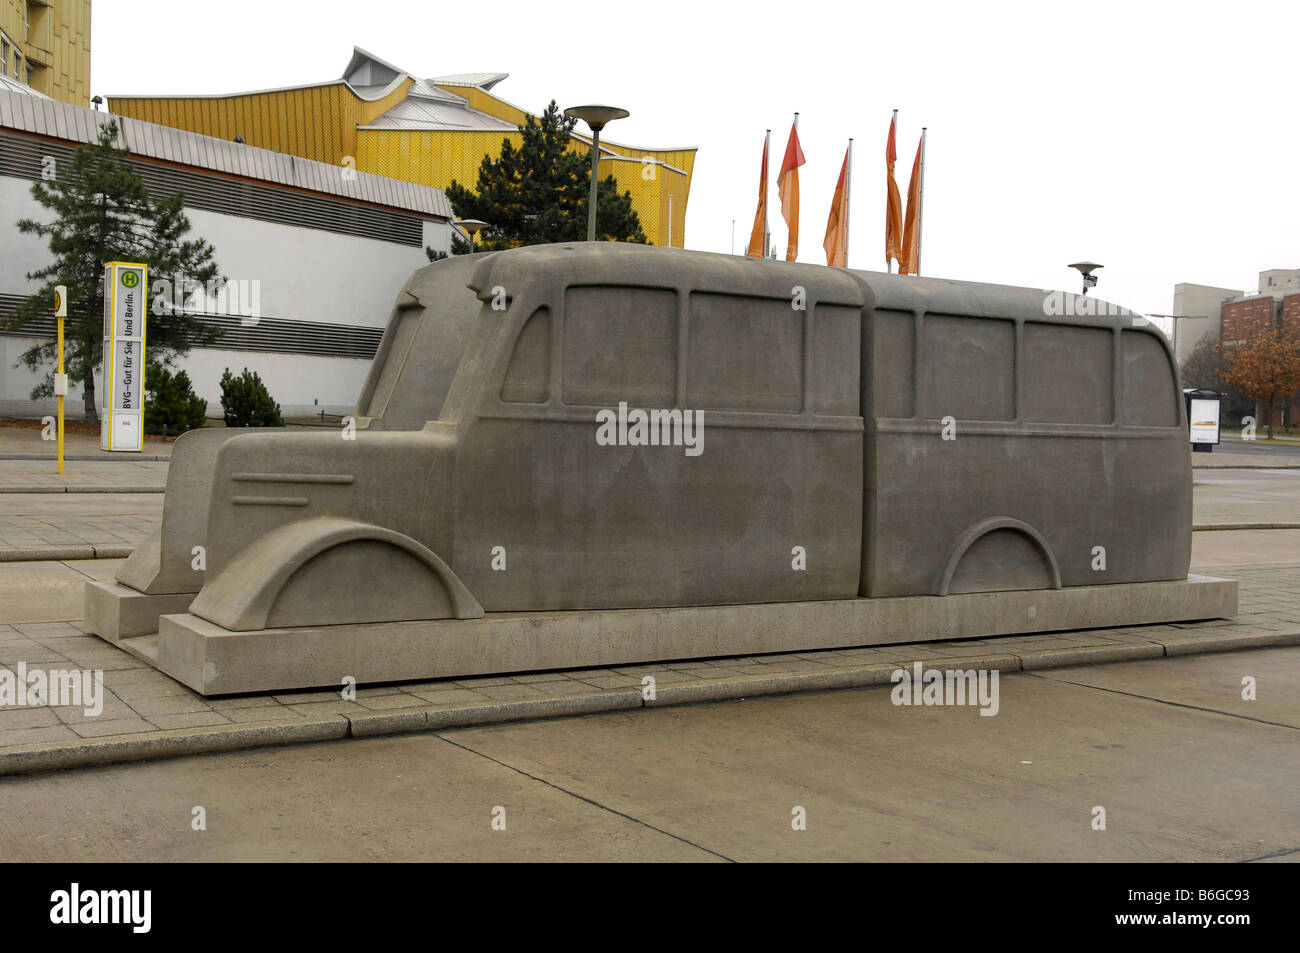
[[1147, 312, 1208, 369], [1069, 261, 1103, 296], [457, 218, 488, 256], [563, 105, 629, 241]]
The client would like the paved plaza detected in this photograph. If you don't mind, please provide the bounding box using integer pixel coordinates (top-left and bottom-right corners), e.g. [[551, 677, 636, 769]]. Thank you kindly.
[[1, 645, 1295, 862], [0, 433, 1296, 862]]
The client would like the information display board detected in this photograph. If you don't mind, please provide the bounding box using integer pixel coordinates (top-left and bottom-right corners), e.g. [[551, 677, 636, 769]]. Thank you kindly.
[[100, 262, 148, 452], [1188, 397, 1221, 445]]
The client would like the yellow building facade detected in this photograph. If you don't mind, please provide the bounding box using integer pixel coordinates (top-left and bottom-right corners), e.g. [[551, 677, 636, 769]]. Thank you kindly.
[[0, 0, 90, 104], [109, 48, 695, 247]]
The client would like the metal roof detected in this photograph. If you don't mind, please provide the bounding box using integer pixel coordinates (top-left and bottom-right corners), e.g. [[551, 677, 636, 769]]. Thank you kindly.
[[0, 88, 452, 219], [363, 96, 516, 132], [431, 72, 509, 91], [407, 78, 469, 104], [0, 76, 49, 99]]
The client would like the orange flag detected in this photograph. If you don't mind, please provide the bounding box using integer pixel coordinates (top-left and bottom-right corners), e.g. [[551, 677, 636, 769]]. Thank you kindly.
[[823, 143, 851, 268], [899, 132, 924, 275], [777, 118, 805, 261], [885, 113, 903, 269], [746, 131, 770, 258]]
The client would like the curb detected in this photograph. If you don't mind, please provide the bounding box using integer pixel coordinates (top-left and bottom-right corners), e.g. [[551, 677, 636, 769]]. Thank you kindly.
[[1193, 523, 1300, 531], [0, 719, 349, 776], [0, 454, 171, 462], [0, 486, 164, 494], [1, 628, 1297, 777], [1193, 463, 1300, 470], [0, 545, 135, 562]]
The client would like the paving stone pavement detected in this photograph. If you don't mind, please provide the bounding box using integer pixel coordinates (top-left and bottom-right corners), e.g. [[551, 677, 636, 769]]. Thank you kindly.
[[0, 513, 161, 559], [0, 562, 1296, 775], [0, 459, 168, 493], [0, 425, 173, 461]]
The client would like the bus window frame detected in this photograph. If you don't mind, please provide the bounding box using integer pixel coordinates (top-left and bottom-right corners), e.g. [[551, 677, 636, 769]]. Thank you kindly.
[[478, 279, 865, 434], [872, 310, 1183, 436]]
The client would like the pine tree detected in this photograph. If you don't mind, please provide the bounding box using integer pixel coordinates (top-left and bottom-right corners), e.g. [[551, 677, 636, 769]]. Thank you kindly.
[[426, 232, 473, 261], [445, 101, 648, 250], [219, 367, 284, 427], [6, 119, 222, 423]]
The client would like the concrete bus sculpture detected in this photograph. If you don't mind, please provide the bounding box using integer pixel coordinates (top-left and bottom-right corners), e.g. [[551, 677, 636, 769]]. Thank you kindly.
[[86, 243, 1237, 694]]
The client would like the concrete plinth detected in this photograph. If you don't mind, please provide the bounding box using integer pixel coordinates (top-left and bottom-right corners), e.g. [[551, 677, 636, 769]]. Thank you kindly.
[[84, 578, 196, 643], [114, 575, 1239, 695]]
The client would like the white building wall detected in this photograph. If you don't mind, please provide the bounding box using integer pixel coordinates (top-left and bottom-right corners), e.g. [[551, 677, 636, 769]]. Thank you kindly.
[[180, 348, 371, 418], [1, 175, 51, 293], [177, 207, 437, 331], [1, 172, 451, 417]]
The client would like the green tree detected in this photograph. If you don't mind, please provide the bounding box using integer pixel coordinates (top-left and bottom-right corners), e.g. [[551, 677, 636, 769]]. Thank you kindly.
[[1179, 333, 1252, 425], [1221, 325, 1300, 439], [143, 364, 208, 435], [445, 101, 648, 250], [5, 119, 222, 423], [219, 367, 284, 427], [426, 232, 473, 262]]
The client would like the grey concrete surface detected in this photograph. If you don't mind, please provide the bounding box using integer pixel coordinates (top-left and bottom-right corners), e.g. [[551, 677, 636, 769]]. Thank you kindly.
[[1192, 468, 1300, 528], [0, 646, 1294, 862], [1212, 435, 1300, 460], [135, 574, 1237, 695], [0, 459, 168, 493], [0, 425, 174, 460], [0, 559, 122, 624], [1192, 528, 1300, 567], [0, 561, 1292, 775]]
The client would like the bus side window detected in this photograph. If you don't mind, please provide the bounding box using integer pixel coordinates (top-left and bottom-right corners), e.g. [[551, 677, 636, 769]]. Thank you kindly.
[[922, 315, 1015, 421], [871, 310, 914, 419], [686, 292, 802, 413], [562, 286, 676, 406], [500, 307, 550, 404], [1122, 330, 1179, 427], [1024, 323, 1113, 424], [811, 304, 860, 416]]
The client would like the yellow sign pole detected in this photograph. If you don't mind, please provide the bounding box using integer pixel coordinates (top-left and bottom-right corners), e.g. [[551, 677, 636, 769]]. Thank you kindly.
[[54, 285, 67, 474]]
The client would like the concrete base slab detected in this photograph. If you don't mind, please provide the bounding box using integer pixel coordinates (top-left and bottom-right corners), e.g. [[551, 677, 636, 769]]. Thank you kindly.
[[84, 578, 196, 642], [130, 575, 1238, 695]]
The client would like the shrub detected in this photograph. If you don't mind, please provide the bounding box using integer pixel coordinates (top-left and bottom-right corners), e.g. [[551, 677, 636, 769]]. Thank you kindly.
[[143, 364, 208, 435], [219, 367, 284, 427]]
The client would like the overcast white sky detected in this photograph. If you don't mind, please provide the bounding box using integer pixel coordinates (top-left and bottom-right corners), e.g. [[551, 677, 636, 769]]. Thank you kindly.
[[92, 0, 1299, 321]]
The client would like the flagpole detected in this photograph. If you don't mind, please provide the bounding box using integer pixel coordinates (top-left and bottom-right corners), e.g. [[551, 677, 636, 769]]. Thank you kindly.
[[888, 109, 897, 274], [844, 138, 853, 265], [790, 113, 799, 262], [763, 129, 770, 258], [917, 127, 926, 276]]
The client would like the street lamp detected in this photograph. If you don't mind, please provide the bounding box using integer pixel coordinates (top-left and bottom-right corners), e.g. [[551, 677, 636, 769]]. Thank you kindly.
[[563, 104, 629, 242], [457, 218, 488, 256], [1069, 261, 1103, 296], [1148, 312, 1208, 368]]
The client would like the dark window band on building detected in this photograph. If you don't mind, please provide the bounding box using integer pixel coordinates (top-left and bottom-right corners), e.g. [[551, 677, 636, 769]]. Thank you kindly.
[[0, 131, 425, 247], [0, 293, 383, 359]]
